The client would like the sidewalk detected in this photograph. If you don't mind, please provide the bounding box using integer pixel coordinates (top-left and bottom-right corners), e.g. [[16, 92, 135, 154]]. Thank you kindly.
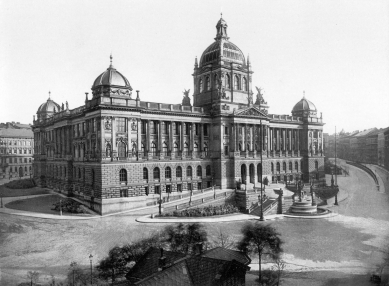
[[0, 188, 235, 220]]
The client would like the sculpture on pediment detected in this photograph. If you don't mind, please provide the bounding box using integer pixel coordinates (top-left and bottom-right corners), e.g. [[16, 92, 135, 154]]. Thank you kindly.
[[255, 87, 267, 105], [66, 101, 69, 110], [182, 89, 191, 106], [61, 103, 64, 111]]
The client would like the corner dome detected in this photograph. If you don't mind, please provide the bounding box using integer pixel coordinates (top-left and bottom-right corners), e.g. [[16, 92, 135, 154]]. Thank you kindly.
[[199, 17, 245, 67], [37, 96, 60, 114], [292, 97, 317, 113], [92, 56, 132, 89]]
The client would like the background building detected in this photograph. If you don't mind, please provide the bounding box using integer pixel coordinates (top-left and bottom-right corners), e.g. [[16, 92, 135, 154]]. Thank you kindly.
[[0, 122, 34, 180], [32, 18, 325, 214]]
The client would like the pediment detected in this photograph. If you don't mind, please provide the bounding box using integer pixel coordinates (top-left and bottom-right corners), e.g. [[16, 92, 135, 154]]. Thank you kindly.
[[234, 106, 267, 118]]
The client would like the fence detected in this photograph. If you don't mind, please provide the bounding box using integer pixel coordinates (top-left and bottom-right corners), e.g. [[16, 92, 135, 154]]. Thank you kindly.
[[347, 161, 379, 188]]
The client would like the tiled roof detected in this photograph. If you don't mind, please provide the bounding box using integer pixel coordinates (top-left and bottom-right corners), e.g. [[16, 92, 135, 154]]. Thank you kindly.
[[127, 247, 186, 283], [0, 128, 33, 138], [202, 247, 251, 265]]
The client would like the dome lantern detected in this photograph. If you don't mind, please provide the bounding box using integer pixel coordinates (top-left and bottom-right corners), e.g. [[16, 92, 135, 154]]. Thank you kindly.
[[292, 92, 318, 118]]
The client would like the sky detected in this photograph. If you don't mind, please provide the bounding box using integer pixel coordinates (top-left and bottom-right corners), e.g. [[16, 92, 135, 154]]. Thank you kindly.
[[1, 0, 388, 134]]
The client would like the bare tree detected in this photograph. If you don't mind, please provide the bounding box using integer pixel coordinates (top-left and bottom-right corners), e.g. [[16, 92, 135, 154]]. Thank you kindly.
[[272, 258, 286, 286], [27, 271, 40, 285]]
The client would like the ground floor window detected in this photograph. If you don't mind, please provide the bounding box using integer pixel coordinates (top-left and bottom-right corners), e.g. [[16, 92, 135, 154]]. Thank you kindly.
[[197, 182, 202, 190], [207, 181, 211, 188], [145, 186, 149, 196], [155, 185, 160, 194], [177, 184, 182, 192], [120, 189, 128, 197], [187, 183, 192, 191], [166, 185, 171, 193]]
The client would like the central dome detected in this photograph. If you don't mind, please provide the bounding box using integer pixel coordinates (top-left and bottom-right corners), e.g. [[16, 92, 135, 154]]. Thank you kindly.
[[199, 17, 245, 67], [92, 56, 132, 89]]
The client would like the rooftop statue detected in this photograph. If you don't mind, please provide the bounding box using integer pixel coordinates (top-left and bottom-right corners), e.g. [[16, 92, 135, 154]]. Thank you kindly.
[[255, 86, 267, 105], [182, 89, 192, 106]]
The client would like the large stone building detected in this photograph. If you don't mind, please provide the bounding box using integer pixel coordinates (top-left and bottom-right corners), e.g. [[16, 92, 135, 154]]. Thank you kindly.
[[32, 17, 325, 214], [0, 122, 34, 180]]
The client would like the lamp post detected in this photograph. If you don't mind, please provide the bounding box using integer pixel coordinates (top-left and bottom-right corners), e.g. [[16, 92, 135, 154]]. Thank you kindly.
[[89, 254, 93, 285], [59, 199, 62, 216], [259, 118, 264, 221], [212, 175, 216, 199], [158, 187, 162, 216]]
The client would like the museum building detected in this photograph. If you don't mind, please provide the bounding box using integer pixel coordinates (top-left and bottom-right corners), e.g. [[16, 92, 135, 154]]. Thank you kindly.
[[32, 17, 325, 214]]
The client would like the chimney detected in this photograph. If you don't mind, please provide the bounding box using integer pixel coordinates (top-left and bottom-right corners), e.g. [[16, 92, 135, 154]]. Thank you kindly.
[[195, 243, 203, 255], [158, 248, 166, 271]]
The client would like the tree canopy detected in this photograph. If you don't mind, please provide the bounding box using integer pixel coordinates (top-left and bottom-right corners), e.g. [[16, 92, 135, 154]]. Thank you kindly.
[[237, 222, 283, 284]]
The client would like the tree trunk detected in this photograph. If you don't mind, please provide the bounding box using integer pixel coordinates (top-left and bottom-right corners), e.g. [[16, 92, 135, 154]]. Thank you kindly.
[[258, 248, 262, 285]]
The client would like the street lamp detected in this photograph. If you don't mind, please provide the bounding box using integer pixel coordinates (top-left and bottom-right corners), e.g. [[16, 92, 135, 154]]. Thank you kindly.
[[89, 254, 93, 285], [59, 199, 62, 216], [158, 187, 162, 216], [212, 175, 216, 199]]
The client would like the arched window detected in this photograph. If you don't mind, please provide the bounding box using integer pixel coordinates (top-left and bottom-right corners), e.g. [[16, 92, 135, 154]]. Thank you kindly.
[[119, 168, 127, 183], [141, 143, 145, 155], [165, 167, 171, 179], [204, 142, 208, 155], [271, 163, 274, 173], [193, 142, 198, 153], [199, 78, 203, 93], [118, 142, 126, 158], [315, 161, 319, 170], [225, 74, 231, 89], [186, 166, 192, 177], [295, 162, 299, 171], [163, 142, 168, 154], [289, 162, 293, 171], [276, 162, 280, 172], [206, 165, 211, 176], [151, 142, 157, 155], [106, 143, 111, 157], [283, 162, 286, 172], [176, 166, 182, 178], [143, 167, 148, 180], [153, 167, 160, 179], [78, 168, 81, 179], [184, 142, 189, 153], [214, 74, 219, 89], [243, 77, 247, 91], [206, 76, 210, 91], [196, 166, 202, 177], [234, 75, 240, 90], [257, 163, 262, 182]]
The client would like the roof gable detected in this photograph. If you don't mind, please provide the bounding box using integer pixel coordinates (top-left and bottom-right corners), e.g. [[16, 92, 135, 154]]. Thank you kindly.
[[233, 106, 267, 118], [202, 247, 251, 265]]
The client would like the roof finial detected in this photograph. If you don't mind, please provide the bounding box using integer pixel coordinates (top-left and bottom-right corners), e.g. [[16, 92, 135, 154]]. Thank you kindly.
[[303, 90, 305, 99], [110, 53, 112, 64], [221, 12, 223, 19], [48, 91, 51, 99]]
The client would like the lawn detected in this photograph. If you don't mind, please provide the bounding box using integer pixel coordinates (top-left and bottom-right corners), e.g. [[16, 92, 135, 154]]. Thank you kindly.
[[5, 194, 93, 216], [0, 185, 51, 197]]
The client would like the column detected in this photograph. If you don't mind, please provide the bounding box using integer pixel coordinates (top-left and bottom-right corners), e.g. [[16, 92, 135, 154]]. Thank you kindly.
[[169, 121, 173, 152], [200, 123, 204, 152], [157, 120, 162, 152], [146, 120, 150, 152], [297, 129, 300, 153], [100, 117, 105, 159], [191, 123, 195, 152], [127, 118, 132, 157], [111, 117, 116, 160], [137, 119, 142, 159], [180, 123, 184, 152], [250, 125, 253, 151], [276, 128, 280, 151]]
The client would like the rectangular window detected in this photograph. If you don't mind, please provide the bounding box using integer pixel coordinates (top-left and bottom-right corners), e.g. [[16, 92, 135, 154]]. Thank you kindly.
[[116, 118, 126, 132], [177, 184, 182, 192], [225, 126, 228, 135], [197, 182, 202, 190], [187, 183, 192, 191], [173, 123, 177, 135], [195, 124, 198, 136], [204, 124, 208, 136], [154, 185, 160, 194], [185, 124, 190, 135], [145, 186, 149, 196], [120, 189, 128, 197]]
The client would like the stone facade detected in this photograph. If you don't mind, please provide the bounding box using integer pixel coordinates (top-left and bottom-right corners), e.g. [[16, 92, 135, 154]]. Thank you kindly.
[[32, 17, 325, 214]]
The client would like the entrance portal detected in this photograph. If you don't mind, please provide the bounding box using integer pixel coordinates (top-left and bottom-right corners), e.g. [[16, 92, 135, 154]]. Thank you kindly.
[[241, 164, 247, 185], [249, 164, 255, 184]]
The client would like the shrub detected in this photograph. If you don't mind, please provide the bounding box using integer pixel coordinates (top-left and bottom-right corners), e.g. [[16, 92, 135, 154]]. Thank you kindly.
[[5, 179, 35, 189], [52, 198, 87, 214], [158, 204, 239, 217]]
